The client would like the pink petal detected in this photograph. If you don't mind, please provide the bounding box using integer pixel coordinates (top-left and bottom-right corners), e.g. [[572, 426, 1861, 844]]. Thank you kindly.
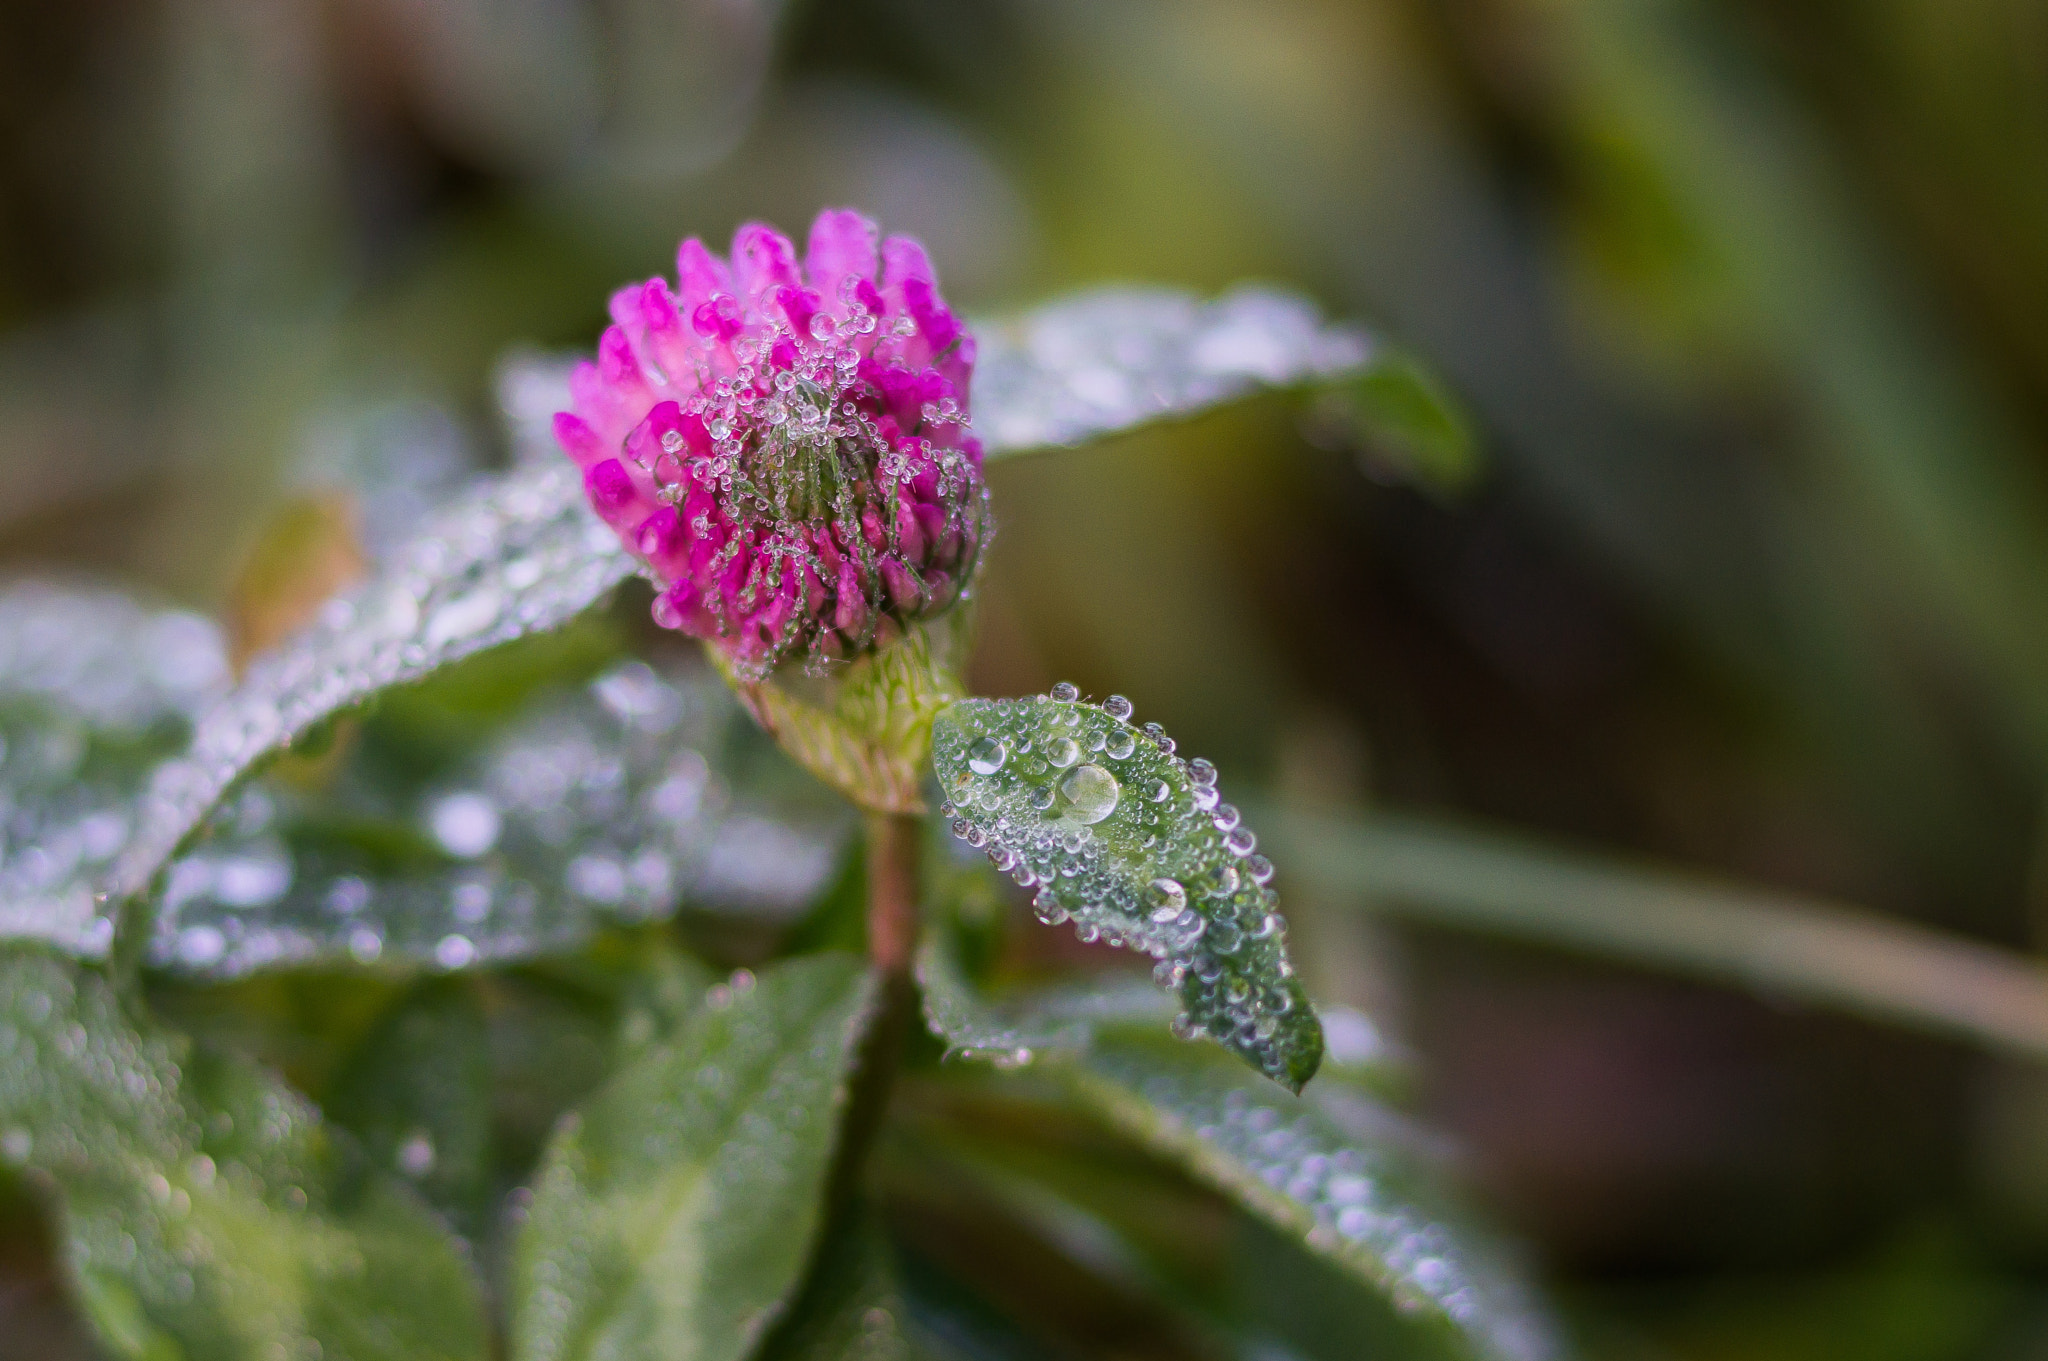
[[675, 237, 730, 309], [804, 209, 880, 308], [731, 223, 801, 300]]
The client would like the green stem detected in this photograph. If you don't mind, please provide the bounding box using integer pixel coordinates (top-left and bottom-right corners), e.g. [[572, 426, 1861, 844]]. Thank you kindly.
[[1263, 805, 2048, 1062]]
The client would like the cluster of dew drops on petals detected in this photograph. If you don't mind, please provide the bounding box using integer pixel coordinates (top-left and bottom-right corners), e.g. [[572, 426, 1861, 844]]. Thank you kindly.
[[634, 271, 986, 676], [933, 685, 1308, 1084]]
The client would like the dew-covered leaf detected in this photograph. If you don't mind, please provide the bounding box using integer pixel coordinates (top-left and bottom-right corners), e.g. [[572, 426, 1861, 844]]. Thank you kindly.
[[0, 951, 489, 1360], [108, 464, 640, 931], [1068, 1036, 1558, 1361], [511, 953, 878, 1361], [970, 285, 1373, 456], [0, 584, 230, 957], [147, 656, 848, 979], [915, 878, 1173, 1069], [931, 691, 1322, 1090]]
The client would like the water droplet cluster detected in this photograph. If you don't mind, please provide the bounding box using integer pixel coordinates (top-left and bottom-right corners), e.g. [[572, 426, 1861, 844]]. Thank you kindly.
[[0, 585, 230, 958], [108, 462, 638, 912], [556, 212, 990, 679], [932, 690, 1321, 1089], [1089, 1044, 1557, 1361], [969, 284, 1372, 453], [148, 659, 848, 978]]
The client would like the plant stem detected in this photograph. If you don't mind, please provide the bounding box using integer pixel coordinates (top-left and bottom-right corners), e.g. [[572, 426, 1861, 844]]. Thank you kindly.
[[864, 812, 922, 978], [820, 812, 924, 1221], [1263, 805, 2048, 1063]]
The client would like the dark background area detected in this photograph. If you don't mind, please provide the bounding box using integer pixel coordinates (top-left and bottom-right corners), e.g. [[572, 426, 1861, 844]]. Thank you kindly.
[[7, 0, 2048, 1356]]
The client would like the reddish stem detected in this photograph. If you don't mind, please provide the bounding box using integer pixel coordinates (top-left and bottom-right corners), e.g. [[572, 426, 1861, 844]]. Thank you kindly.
[[864, 812, 922, 977]]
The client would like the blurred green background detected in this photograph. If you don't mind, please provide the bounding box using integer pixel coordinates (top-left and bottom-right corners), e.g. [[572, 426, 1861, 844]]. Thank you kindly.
[[9, 0, 2048, 1356]]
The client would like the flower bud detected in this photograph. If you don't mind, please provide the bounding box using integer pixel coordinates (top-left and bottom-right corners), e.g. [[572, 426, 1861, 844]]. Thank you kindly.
[[556, 209, 990, 678]]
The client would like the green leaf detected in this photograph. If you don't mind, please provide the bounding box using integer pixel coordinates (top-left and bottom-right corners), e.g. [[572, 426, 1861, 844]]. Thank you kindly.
[[147, 656, 848, 978], [931, 693, 1322, 1090], [0, 584, 230, 957], [324, 978, 494, 1237], [511, 953, 879, 1361], [107, 464, 641, 940], [756, 1209, 917, 1361], [1067, 1035, 1558, 1361], [1263, 804, 2048, 1062], [970, 285, 1372, 456], [915, 890, 1173, 1068], [0, 950, 489, 1360], [1312, 349, 1482, 496]]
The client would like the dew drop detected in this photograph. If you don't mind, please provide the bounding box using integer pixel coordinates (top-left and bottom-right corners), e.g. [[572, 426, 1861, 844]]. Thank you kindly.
[[967, 736, 1008, 775], [435, 934, 477, 969], [1188, 758, 1218, 788], [1058, 764, 1119, 824], [397, 1130, 436, 1177], [1103, 694, 1134, 721], [1202, 864, 1241, 898], [1050, 681, 1080, 703], [1146, 877, 1188, 921], [1047, 737, 1081, 768], [1105, 728, 1136, 759]]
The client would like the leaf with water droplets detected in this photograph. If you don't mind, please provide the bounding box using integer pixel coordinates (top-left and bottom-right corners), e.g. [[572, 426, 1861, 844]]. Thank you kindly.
[[0, 951, 489, 1359], [106, 464, 640, 943], [0, 584, 232, 959], [147, 655, 849, 979], [915, 847, 1174, 1068], [971, 284, 1373, 456], [1069, 1035, 1558, 1361], [511, 953, 879, 1361], [931, 692, 1322, 1090]]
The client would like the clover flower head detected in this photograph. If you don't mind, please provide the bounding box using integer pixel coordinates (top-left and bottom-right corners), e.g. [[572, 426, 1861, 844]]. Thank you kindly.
[[554, 209, 989, 679]]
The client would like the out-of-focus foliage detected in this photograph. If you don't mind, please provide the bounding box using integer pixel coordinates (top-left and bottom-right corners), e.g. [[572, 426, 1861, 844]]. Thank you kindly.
[[8, 0, 2048, 1357]]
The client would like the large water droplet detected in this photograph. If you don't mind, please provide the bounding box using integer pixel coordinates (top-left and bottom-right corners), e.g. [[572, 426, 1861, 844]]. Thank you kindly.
[[1059, 764, 1119, 824], [1201, 864, 1241, 898], [1146, 877, 1188, 921], [967, 736, 1008, 775], [1047, 737, 1081, 768], [1050, 681, 1079, 703]]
